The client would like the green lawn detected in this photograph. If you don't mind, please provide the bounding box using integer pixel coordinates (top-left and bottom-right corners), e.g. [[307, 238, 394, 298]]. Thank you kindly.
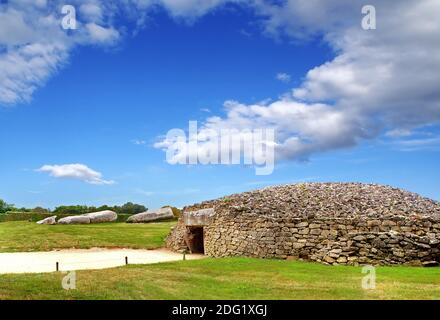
[[0, 258, 439, 300], [0, 221, 438, 300], [0, 221, 175, 252]]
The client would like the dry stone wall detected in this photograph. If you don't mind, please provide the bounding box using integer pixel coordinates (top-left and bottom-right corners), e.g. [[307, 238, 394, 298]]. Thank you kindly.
[[166, 183, 440, 266], [202, 214, 439, 266], [167, 219, 188, 251]]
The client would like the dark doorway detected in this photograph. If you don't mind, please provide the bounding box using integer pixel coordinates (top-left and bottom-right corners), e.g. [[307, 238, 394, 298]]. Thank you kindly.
[[185, 227, 204, 254]]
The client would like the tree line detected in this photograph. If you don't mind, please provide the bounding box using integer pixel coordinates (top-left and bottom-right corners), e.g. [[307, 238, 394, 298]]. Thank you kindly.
[[0, 199, 147, 216]]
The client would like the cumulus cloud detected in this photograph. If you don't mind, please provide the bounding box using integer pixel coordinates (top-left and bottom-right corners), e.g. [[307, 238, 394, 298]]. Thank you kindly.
[[156, 0, 440, 162], [0, 1, 122, 105], [2, 0, 440, 164], [0, 0, 236, 105], [37, 164, 115, 185], [155, 99, 363, 162]]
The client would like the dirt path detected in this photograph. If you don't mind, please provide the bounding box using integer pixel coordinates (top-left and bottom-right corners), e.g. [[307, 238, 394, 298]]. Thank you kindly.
[[0, 248, 205, 274]]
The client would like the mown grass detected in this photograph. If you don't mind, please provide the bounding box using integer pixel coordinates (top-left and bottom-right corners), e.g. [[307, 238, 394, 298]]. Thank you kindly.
[[0, 258, 438, 300], [0, 221, 175, 252], [0, 221, 438, 300]]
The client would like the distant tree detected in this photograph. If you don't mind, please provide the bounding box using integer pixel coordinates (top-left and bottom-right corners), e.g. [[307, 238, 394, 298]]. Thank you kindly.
[[96, 205, 112, 212], [0, 199, 15, 214], [52, 203, 147, 215], [7, 206, 30, 212], [53, 205, 90, 215], [32, 207, 50, 214], [90, 206, 98, 212], [117, 202, 147, 215]]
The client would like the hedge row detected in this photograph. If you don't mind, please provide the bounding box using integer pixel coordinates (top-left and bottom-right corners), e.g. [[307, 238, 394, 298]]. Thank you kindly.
[[0, 212, 132, 223]]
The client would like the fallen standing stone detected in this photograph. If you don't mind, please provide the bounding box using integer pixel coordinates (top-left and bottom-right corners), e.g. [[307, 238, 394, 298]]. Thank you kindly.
[[36, 216, 57, 225], [127, 207, 174, 223], [57, 215, 91, 225], [82, 210, 117, 223]]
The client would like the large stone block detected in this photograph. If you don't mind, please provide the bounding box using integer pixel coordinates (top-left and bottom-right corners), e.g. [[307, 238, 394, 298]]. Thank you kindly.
[[183, 208, 215, 226], [127, 207, 174, 223], [83, 210, 117, 223], [58, 215, 91, 225], [36, 216, 57, 225]]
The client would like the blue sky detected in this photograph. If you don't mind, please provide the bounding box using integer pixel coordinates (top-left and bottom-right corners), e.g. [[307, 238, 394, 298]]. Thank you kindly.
[[1, 1, 439, 209]]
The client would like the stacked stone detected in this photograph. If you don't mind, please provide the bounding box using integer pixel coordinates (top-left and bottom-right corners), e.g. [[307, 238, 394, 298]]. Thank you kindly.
[[167, 221, 188, 252], [166, 183, 440, 266]]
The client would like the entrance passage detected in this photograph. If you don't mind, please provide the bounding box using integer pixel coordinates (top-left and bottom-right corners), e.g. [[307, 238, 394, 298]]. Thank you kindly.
[[185, 227, 205, 254]]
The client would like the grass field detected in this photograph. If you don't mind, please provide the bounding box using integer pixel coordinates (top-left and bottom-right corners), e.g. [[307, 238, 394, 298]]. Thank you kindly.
[[0, 257, 439, 300], [0, 221, 438, 300], [0, 221, 175, 252]]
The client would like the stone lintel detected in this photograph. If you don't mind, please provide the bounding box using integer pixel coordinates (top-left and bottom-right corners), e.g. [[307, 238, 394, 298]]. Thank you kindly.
[[184, 208, 215, 226]]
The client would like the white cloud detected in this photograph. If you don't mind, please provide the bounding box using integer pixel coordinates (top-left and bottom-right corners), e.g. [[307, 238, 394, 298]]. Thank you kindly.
[[0, 42, 68, 104], [0, 0, 236, 105], [79, 3, 103, 22], [156, 98, 361, 162], [0, 1, 123, 105], [260, 0, 440, 131], [239, 29, 252, 37], [392, 136, 440, 152], [37, 164, 115, 185], [276, 72, 291, 83], [3, 0, 440, 164], [0, 8, 37, 47], [132, 139, 147, 145], [86, 23, 120, 44], [385, 129, 412, 138], [159, 0, 228, 18], [156, 0, 440, 162]]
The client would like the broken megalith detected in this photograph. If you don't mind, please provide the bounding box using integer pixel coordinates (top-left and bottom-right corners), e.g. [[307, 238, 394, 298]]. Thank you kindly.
[[57, 215, 91, 225], [82, 210, 117, 223], [126, 207, 174, 223], [36, 215, 57, 225]]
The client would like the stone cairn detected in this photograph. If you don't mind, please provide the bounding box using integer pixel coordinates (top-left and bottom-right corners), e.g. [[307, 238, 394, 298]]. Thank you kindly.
[[166, 183, 440, 266]]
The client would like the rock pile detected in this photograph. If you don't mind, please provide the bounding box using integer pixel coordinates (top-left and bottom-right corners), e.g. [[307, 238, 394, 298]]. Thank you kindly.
[[166, 183, 440, 266]]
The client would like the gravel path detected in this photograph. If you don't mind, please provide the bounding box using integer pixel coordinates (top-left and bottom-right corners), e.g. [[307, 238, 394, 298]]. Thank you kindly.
[[0, 248, 204, 274]]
